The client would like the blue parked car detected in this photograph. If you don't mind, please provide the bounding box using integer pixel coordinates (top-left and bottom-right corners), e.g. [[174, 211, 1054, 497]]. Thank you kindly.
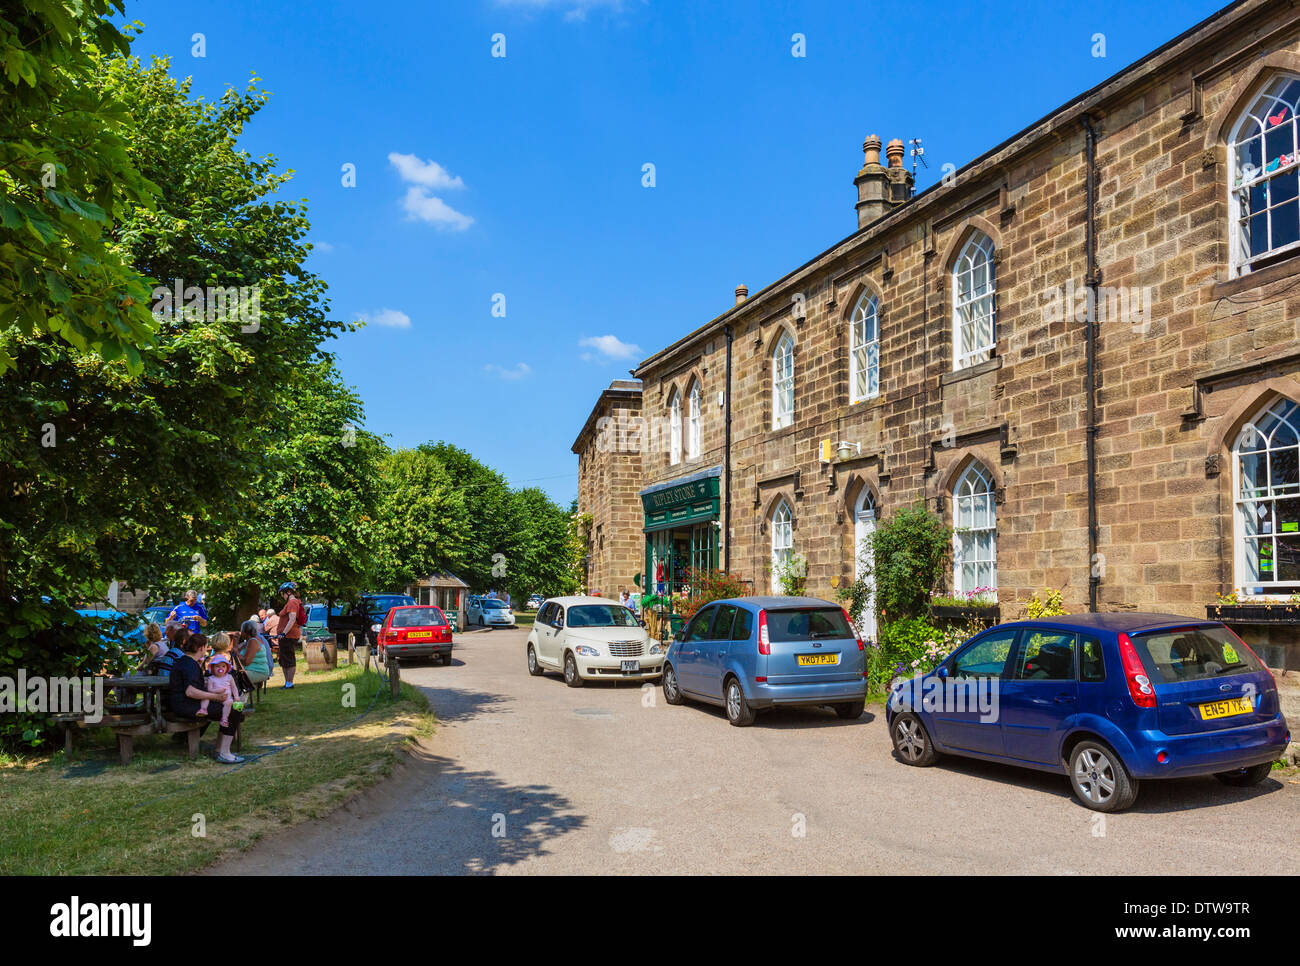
[[885, 613, 1291, 811], [662, 596, 867, 726]]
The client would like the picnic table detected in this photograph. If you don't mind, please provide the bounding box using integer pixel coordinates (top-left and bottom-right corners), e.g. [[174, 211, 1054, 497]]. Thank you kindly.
[[57, 674, 248, 766]]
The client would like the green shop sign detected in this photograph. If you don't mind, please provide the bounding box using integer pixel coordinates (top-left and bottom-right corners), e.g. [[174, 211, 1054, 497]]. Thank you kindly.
[[641, 474, 721, 531]]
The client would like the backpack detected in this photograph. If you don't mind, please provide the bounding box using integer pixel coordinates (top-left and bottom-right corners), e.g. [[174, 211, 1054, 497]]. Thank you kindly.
[[148, 645, 183, 678]]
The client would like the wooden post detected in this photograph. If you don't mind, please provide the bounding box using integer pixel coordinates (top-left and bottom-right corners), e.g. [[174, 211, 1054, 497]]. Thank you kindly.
[[186, 727, 199, 760], [117, 733, 133, 767], [388, 658, 400, 699], [64, 724, 74, 758]]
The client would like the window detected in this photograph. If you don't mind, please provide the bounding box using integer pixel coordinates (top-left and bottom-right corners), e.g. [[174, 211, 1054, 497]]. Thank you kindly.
[[1080, 635, 1105, 683], [1130, 625, 1265, 684], [953, 462, 997, 593], [687, 382, 702, 459], [849, 292, 880, 403], [772, 333, 794, 429], [684, 605, 715, 642], [669, 389, 682, 465], [764, 607, 854, 642], [732, 608, 754, 642], [1234, 397, 1300, 593], [952, 232, 996, 369], [950, 629, 1016, 679], [1230, 74, 1300, 275], [1011, 631, 1075, 681], [707, 604, 738, 640], [770, 499, 793, 593]]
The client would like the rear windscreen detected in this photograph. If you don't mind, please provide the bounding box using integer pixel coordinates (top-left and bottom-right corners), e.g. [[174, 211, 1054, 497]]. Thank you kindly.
[[766, 608, 853, 643], [1130, 625, 1264, 683], [391, 607, 446, 627]]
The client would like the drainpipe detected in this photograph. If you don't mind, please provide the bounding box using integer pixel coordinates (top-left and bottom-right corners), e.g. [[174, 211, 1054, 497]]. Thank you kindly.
[[724, 323, 733, 573], [1083, 114, 1101, 613]]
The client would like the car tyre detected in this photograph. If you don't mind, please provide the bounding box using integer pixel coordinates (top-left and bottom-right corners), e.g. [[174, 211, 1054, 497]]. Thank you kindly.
[[527, 644, 544, 677], [724, 677, 755, 727], [890, 712, 938, 766], [833, 700, 865, 720], [1214, 762, 1273, 787], [662, 663, 684, 705], [1069, 740, 1139, 812], [564, 651, 584, 688]]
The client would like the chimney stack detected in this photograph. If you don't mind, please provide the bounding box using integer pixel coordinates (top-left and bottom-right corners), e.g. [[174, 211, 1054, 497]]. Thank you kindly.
[[735, 284, 748, 305], [854, 134, 915, 229]]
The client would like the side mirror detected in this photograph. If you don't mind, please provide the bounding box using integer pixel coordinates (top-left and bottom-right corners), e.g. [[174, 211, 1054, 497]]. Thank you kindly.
[[936, 665, 949, 680], [370, 623, 382, 634]]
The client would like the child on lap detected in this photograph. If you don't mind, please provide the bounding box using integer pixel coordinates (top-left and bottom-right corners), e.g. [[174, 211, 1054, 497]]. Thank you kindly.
[[197, 652, 242, 726]]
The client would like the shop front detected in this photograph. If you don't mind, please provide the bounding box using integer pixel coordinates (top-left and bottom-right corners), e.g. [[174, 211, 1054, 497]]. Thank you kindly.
[[640, 467, 722, 601]]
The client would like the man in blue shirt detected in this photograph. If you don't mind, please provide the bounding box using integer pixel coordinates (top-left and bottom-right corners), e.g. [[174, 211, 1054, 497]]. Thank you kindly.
[[167, 589, 209, 635]]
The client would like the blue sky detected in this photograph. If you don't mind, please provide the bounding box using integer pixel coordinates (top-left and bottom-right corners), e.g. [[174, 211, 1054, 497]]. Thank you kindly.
[[123, 0, 1225, 504]]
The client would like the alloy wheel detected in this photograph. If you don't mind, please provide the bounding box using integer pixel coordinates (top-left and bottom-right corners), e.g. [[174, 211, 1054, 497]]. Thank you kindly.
[[894, 718, 925, 762], [726, 683, 741, 720], [1074, 748, 1116, 804]]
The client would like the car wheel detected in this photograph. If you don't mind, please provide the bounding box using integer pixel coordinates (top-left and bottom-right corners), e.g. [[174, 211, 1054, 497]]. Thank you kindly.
[[1214, 762, 1273, 787], [527, 644, 544, 677], [662, 663, 684, 705], [890, 712, 937, 766], [833, 700, 865, 720], [564, 651, 584, 688], [1069, 740, 1139, 812], [724, 677, 755, 727]]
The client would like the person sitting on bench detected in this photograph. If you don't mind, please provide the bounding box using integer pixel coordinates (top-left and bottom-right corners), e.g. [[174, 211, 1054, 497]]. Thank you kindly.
[[168, 633, 246, 764]]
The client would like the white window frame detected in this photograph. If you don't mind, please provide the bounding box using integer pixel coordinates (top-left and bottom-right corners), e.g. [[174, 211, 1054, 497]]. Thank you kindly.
[[687, 382, 701, 459], [953, 462, 997, 593], [772, 333, 794, 430], [952, 232, 996, 371], [771, 499, 793, 594], [1228, 74, 1300, 277], [1233, 397, 1300, 595], [669, 390, 682, 465], [849, 292, 880, 404]]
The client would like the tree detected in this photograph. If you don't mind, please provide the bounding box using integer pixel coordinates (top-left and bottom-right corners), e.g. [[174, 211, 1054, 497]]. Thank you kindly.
[[847, 503, 951, 625], [370, 447, 470, 592], [0, 1, 159, 373], [418, 442, 518, 592], [504, 487, 580, 600]]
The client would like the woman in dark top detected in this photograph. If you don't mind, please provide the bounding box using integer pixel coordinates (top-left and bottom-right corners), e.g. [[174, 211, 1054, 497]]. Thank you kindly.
[[169, 633, 246, 764]]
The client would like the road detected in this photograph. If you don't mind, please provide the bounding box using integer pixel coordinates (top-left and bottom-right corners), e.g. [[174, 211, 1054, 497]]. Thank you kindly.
[[211, 625, 1300, 875]]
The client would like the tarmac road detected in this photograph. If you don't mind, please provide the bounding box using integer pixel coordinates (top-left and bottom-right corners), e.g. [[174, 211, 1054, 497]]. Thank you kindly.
[[210, 625, 1300, 875]]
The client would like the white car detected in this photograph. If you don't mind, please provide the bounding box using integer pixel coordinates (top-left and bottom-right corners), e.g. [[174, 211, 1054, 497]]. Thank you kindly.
[[467, 596, 515, 628], [526, 595, 664, 687]]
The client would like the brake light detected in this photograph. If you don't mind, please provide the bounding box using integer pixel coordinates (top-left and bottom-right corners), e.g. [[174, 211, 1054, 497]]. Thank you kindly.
[[841, 607, 865, 650], [1224, 626, 1275, 690], [1118, 633, 1157, 708], [758, 610, 770, 655]]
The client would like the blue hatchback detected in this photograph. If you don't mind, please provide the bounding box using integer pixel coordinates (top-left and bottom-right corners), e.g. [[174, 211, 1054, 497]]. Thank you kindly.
[[885, 613, 1291, 811], [662, 596, 867, 726]]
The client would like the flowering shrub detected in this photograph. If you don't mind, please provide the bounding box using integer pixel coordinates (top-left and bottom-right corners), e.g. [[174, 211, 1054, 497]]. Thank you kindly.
[[677, 569, 750, 623], [773, 552, 808, 596], [1024, 588, 1068, 619]]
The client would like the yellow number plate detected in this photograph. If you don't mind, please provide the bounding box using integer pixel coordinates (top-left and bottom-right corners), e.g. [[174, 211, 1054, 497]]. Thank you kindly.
[[797, 653, 839, 666], [1198, 696, 1253, 720], [408, 631, 433, 639]]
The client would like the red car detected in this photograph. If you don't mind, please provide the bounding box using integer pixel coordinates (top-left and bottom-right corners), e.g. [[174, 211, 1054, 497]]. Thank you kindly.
[[377, 605, 454, 665]]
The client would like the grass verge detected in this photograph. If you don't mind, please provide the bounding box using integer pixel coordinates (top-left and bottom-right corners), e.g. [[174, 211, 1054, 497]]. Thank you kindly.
[[0, 661, 432, 874]]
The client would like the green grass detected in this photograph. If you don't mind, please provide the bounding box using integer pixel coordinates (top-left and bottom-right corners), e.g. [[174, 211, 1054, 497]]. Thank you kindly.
[[513, 612, 536, 628], [0, 662, 432, 874]]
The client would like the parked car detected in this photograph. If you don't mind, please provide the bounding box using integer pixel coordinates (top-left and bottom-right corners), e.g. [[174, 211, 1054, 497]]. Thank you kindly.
[[527, 594, 545, 610], [662, 596, 867, 727], [375, 605, 453, 665], [356, 593, 417, 648], [527, 596, 663, 686], [140, 603, 171, 627], [468, 596, 515, 628], [885, 613, 1292, 812], [305, 603, 344, 642]]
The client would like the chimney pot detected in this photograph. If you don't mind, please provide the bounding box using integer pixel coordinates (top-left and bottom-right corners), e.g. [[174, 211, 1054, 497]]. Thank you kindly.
[[862, 135, 882, 167], [735, 285, 748, 305], [886, 138, 905, 168]]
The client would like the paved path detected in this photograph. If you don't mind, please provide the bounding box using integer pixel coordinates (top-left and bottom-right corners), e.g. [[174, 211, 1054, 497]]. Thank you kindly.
[[211, 626, 1300, 875]]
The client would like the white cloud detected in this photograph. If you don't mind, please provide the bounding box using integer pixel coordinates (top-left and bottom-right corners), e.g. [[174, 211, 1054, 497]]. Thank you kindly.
[[495, 0, 627, 20], [400, 186, 474, 231], [387, 152, 466, 191], [309, 239, 334, 253], [360, 308, 412, 329], [579, 334, 642, 360], [484, 362, 531, 380]]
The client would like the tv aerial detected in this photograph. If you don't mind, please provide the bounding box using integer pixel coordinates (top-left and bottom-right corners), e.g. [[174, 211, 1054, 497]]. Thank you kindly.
[[910, 138, 928, 175]]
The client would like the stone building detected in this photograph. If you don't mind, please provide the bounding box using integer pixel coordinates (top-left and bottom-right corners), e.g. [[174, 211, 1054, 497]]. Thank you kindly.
[[574, 0, 1300, 668]]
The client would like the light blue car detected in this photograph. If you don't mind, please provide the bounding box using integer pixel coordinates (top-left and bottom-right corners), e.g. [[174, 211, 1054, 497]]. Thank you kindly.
[[662, 596, 867, 726]]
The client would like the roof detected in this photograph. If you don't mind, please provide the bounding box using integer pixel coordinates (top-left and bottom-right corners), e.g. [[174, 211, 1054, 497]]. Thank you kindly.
[[998, 612, 1220, 633], [632, 0, 1258, 378], [412, 570, 469, 588], [546, 595, 631, 607], [571, 379, 642, 454]]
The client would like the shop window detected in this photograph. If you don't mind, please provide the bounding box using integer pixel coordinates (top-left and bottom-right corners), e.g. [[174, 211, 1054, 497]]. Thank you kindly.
[[772, 334, 794, 429], [850, 292, 879, 403], [952, 232, 996, 370], [1234, 397, 1300, 593], [1230, 74, 1300, 275], [953, 461, 997, 593]]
